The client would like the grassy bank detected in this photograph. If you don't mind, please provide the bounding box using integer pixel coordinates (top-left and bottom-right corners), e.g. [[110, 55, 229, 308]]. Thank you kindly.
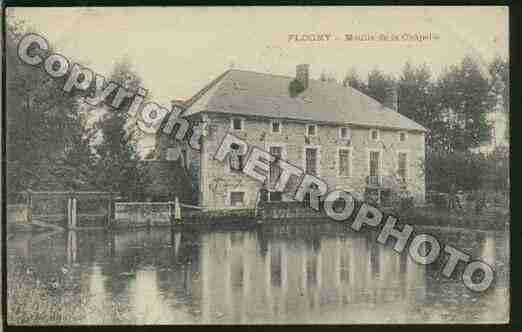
[[7, 266, 88, 324], [7, 263, 132, 325]]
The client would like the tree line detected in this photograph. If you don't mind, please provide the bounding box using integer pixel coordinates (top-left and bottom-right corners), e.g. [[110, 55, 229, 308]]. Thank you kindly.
[[337, 56, 509, 193], [6, 19, 150, 201]]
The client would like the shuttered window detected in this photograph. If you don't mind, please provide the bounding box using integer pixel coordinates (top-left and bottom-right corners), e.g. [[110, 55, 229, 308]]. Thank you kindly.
[[272, 121, 281, 133], [369, 151, 380, 177], [232, 118, 243, 130], [305, 148, 318, 175], [339, 149, 350, 177], [398, 152, 407, 179]]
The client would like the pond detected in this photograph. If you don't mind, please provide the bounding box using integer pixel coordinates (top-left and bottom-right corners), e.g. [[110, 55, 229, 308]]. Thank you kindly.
[[7, 222, 509, 324]]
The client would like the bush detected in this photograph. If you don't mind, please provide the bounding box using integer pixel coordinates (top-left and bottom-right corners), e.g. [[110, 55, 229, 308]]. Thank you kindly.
[[288, 79, 305, 97]]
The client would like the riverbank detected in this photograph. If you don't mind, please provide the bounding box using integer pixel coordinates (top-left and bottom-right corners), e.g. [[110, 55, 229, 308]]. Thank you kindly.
[[258, 201, 508, 231], [388, 206, 509, 231], [7, 204, 509, 233]]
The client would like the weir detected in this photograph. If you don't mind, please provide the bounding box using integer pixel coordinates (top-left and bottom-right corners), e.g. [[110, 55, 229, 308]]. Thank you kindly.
[[21, 190, 117, 229]]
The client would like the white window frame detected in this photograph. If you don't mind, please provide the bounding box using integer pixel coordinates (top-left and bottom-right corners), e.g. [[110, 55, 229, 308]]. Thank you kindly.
[[230, 117, 244, 131], [302, 144, 321, 177], [398, 131, 407, 142], [339, 127, 351, 140], [396, 150, 409, 180], [337, 147, 353, 178], [306, 124, 318, 137], [266, 143, 287, 187], [228, 190, 248, 208], [270, 119, 283, 134], [367, 148, 383, 176], [369, 128, 380, 142]]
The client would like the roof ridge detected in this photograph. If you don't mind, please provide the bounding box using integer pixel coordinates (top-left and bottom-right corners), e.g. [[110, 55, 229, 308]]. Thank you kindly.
[[181, 67, 427, 132], [227, 68, 298, 80], [228, 68, 378, 100], [181, 69, 232, 108], [228, 68, 339, 84]]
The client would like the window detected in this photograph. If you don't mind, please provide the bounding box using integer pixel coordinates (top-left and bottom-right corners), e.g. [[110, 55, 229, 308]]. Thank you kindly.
[[305, 148, 318, 175], [303, 183, 319, 208], [338, 149, 351, 177], [231, 118, 243, 131], [306, 124, 317, 136], [269, 192, 283, 202], [399, 131, 407, 142], [271, 120, 281, 133], [369, 150, 380, 177], [230, 192, 245, 207], [340, 127, 351, 140], [229, 143, 244, 172], [269, 146, 283, 187], [398, 152, 407, 180], [370, 129, 380, 141]]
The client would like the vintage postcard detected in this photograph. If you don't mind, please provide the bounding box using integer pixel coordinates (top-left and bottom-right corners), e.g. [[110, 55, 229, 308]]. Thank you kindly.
[[4, 6, 509, 325]]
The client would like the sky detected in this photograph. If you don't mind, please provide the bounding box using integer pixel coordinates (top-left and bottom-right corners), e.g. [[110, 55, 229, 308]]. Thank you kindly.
[[10, 6, 508, 106], [9, 6, 509, 155]]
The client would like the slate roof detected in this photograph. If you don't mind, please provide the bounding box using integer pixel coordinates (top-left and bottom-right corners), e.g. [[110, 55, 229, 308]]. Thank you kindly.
[[182, 69, 427, 132]]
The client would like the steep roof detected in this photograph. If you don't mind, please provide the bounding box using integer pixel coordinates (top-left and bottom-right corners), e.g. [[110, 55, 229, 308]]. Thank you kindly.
[[182, 69, 427, 132]]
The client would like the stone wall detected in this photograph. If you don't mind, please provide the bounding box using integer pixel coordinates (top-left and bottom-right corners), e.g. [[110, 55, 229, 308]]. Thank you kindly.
[[194, 113, 425, 210], [114, 202, 172, 227]]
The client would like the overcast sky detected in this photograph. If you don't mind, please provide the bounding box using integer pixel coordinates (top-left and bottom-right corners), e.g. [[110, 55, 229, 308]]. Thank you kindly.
[[11, 6, 508, 108]]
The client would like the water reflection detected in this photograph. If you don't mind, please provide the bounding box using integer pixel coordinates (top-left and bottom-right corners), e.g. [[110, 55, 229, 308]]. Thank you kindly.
[[7, 223, 509, 324]]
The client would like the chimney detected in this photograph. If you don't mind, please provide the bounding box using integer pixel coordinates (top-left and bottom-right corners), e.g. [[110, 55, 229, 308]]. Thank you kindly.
[[296, 64, 310, 90], [384, 84, 398, 111]]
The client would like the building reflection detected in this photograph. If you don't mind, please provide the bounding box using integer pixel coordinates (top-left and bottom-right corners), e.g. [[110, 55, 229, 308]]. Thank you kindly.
[[190, 224, 429, 322]]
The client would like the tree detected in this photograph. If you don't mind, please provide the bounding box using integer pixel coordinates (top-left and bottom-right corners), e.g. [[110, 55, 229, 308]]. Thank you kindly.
[[53, 113, 99, 190], [366, 68, 396, 104], [342, 68, 368, 94], [5, 18, 95, 196], [488, 56, 509, 142], [426, 150, 487, 193], [91, 59, 149, 199], [319, 71, 337, 83], [432, 56, 491, 152], [397, 61, 436, 128], [488, 56, 509, 114]]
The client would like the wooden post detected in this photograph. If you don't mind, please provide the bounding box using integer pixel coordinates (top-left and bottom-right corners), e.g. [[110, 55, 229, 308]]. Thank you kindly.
[[71, 197, 77, 228], [174, 196, 182, 222], [107, 197, 113, 228], [26, 191, 33, 224], [67, 197, 72, 229], [67, 231, 77, 264], [199, 114, 209, 209], [168, 201, 173, 227]]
